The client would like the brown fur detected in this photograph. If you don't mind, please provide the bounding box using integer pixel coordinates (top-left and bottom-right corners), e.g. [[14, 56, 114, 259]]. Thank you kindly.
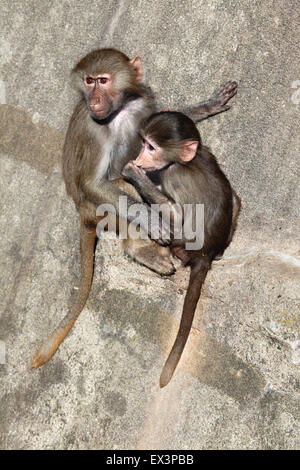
[[31, 49, 238, 368], [122, 112, 241, 386]]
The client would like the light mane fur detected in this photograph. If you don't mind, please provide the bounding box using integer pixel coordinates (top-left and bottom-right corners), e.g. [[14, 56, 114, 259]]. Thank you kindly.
[[92, 97, 152, 182]]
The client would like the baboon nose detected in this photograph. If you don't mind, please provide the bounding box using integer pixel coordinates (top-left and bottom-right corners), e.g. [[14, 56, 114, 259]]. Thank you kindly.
[[90, 101, 101, 110], [89, 97, 101, 108]]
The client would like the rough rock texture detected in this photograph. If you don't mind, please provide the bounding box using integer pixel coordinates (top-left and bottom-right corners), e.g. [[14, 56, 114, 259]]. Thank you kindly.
[[0, 0, 299, 450]]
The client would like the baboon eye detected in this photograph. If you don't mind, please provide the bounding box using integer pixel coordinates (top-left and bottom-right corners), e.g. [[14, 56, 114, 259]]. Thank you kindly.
[[148, 143, 155, 151], [86, 77, 94, 85], [99, 77, 108, 84]]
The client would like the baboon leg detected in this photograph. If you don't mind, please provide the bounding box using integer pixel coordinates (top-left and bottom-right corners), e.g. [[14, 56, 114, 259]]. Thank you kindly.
[[123, 238, 175, 275], [111, 178, 175, 275]]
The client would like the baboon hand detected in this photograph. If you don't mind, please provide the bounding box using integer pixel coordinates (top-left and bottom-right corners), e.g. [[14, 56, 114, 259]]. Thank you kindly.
[[122, 161, 146, 180], [209, 80, 238, 111]]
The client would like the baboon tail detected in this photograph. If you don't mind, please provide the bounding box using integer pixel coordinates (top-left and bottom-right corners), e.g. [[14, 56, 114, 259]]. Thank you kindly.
[[30, 221, 96, 368], [159, 256, 211, 388]]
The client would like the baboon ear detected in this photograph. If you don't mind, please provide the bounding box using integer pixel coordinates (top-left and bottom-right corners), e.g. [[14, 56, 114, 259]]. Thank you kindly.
[[129, 56, 143, 82], [179, 141, 198, 162]]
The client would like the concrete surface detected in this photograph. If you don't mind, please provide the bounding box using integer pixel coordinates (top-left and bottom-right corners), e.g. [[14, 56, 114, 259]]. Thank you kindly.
[[0, 0, 299, 450]]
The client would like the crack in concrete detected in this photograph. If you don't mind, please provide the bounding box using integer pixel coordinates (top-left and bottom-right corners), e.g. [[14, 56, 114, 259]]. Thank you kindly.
[[217, 249, 300, 268]]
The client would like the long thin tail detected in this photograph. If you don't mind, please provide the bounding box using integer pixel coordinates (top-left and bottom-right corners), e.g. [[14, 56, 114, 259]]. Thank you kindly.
[[30, 221, 96, 368], [159, 257, 210, 387]]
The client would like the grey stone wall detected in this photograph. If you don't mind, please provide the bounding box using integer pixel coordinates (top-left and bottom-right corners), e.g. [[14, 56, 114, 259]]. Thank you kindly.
[[0, 0, 299, 449]]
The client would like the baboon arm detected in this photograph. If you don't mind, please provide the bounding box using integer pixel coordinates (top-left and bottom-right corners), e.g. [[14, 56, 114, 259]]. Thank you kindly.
[[82, 179, 144, 215], [122, 167, 172, 206], [82, 178, 162, 237], [121, 165, 177, 236], [180, 80, 238, 123]]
